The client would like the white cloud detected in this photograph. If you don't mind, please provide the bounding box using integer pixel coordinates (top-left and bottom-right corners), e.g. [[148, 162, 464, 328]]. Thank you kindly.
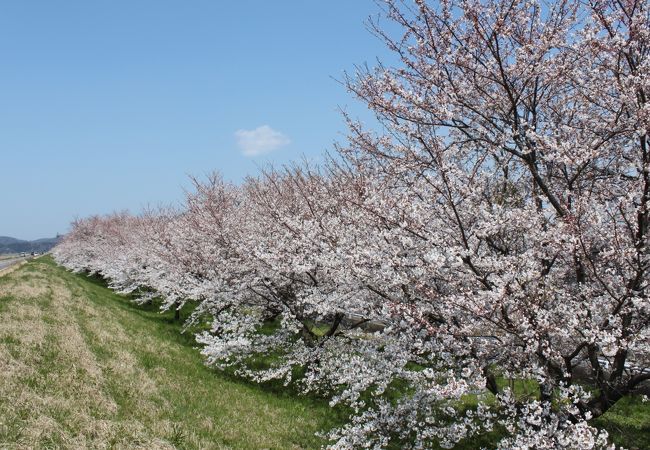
[[235, 125, 291, 157]]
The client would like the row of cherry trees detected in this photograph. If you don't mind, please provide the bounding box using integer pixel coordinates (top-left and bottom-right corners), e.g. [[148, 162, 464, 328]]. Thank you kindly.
[[54, 0, 649, 448]]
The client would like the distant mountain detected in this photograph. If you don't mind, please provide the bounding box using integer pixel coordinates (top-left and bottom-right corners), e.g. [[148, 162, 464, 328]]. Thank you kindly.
[[0, 236, 23, 246], [0, 235, 62, 254]]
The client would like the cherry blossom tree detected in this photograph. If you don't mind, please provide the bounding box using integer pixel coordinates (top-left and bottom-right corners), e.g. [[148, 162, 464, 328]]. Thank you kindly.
[[323, 0, 650, 446], [193, 169, 371, 384]]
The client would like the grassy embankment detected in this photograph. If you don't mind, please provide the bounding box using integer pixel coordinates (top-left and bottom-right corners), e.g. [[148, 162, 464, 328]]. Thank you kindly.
[[0, 257, 343, 449], [0, 257, 648, 449]]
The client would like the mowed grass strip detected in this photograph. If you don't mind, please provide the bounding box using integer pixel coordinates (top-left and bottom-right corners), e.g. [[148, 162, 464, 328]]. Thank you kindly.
[[0, 257, 341, 449]]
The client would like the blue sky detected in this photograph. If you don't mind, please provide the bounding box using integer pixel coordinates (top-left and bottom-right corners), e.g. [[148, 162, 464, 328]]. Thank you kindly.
[[0, 0, 391, 240]]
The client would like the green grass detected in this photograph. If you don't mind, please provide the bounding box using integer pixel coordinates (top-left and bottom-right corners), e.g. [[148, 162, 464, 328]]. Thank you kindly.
[[0, 256, 344, 449], [594, 396, 650, 450]]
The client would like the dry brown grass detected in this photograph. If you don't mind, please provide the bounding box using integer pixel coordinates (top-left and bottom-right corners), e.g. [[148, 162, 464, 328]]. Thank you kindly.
[[0, 261, 26, 278]]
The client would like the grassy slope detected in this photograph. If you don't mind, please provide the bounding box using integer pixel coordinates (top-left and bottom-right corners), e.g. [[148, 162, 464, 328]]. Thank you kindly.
[[0, 257, 342, 449]]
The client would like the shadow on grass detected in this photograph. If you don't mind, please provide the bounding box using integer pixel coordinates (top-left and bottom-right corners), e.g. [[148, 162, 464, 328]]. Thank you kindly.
[[73, 268, 349, 419]]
